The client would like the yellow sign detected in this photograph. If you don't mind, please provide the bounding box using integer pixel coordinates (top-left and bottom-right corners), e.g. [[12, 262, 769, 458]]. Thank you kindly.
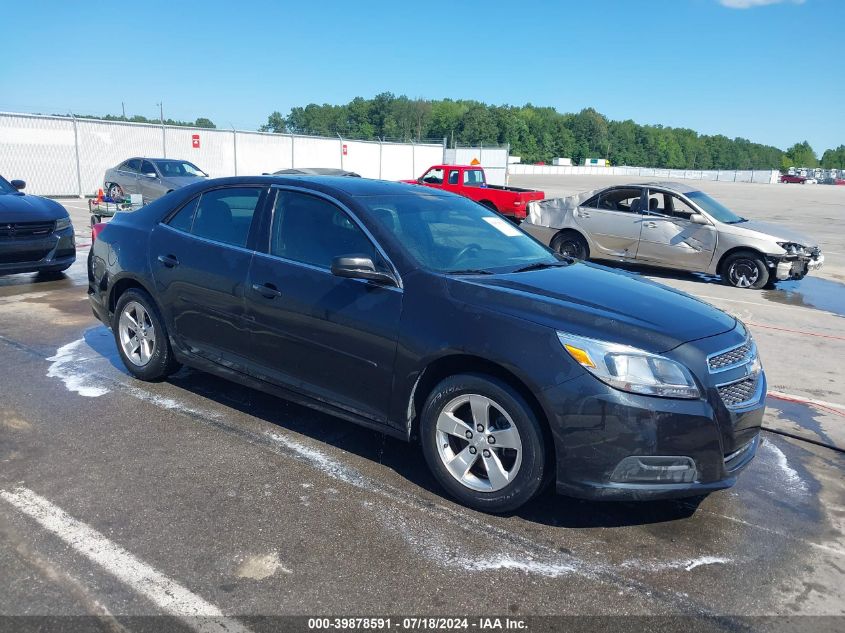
[[470, 158, 481, 165]]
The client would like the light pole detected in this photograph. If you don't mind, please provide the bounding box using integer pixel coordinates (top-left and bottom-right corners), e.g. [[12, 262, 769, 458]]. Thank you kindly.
[[157, 102, 166, 157]]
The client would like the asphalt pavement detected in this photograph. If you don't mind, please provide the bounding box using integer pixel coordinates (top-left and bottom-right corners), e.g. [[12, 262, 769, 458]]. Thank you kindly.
[[0, 189, 843, 631]]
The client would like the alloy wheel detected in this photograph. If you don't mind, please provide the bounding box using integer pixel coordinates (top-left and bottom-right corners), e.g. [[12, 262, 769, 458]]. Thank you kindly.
[[118, 301, 157, 366], [435, 394, 523, 492], [729, 259, 760, 288]]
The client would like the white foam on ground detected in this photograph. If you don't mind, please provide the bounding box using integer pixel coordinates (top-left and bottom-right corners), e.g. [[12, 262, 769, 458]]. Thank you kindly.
[[264, 432, 367, 488], [761, 438, 808, 493], [46, 339, 110, 397], [623, 556, 732, 572]]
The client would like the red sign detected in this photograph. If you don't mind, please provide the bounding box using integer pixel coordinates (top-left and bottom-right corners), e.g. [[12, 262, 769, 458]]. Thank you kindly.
[[191, 134, 200, 149], [342, 143, 348, 156]]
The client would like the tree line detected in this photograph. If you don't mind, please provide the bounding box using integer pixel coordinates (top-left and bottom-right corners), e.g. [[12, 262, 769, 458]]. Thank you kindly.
[[50, 113, 217, 129], [259, 93, 840, 171]]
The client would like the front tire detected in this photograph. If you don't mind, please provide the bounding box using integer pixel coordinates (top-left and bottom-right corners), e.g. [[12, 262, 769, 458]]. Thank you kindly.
[[113, 288, 180, 380], [420, 374, 548, 513], [721, 251, 769, 289]]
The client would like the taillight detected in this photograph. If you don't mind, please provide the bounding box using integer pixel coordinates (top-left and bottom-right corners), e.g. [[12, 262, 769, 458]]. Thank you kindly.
[[91, 222, 107, 241]]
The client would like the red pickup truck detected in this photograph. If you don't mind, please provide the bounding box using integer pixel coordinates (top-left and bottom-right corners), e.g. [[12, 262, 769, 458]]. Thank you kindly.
[[402, 165, 544, 221]]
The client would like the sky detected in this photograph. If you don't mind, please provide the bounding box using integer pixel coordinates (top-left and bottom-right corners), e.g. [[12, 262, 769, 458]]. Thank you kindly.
[[1, 0, 842, 153]]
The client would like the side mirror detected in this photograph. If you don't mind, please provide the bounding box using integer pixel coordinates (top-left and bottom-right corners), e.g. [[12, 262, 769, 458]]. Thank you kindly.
[[10, 179, 25, 191], [331, 255, 397, 286], [144, 172, 157, 178], [690, 213, 708, 225]]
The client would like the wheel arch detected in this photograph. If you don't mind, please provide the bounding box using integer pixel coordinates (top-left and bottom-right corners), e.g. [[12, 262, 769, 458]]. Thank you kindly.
[[716, 246, 769, 276], [108, 274, 157, 317], [478, 200, 497, 211], [407, 354, 555, 466]]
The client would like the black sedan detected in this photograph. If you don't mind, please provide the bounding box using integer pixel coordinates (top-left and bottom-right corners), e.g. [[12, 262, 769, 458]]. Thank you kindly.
[[0, 176, 76, 275], [88, 176, 765, 512]]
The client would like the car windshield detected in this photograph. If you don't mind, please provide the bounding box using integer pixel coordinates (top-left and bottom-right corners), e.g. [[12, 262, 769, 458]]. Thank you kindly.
[[362, 193, 558, 273], [0, 177, 16, 195], [154, 160, 205, 178], [687, 191, 745, 224]]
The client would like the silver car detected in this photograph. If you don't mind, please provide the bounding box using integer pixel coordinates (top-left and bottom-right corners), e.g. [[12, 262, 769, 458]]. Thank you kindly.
[[103, 158, 208, 203], [521, 182, 824, 289]]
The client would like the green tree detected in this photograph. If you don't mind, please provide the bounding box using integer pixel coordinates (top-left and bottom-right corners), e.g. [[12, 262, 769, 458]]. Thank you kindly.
[[259, 111, 287, 133], [785, 141, 818, 168]]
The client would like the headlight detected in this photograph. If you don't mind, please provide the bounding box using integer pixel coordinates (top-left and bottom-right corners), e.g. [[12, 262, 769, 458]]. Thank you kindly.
[[55, 217, 72, 231], [777, 241, 805, 256], [557, 331, 701, 399]]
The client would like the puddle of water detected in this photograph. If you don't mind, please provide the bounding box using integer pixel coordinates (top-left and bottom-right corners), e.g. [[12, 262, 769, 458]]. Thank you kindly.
[[762, 276, 845, 317]]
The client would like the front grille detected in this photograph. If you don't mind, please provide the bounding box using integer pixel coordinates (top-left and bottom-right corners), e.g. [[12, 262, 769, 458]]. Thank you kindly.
[[0, 249, 50, 264], [0, 221, 55, 239], [717, 375, 760, 408], [708, 341, 753, 372]]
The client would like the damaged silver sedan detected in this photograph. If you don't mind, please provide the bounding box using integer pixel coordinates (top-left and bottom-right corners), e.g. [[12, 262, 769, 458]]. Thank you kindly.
[[521, 182, 824, 289]]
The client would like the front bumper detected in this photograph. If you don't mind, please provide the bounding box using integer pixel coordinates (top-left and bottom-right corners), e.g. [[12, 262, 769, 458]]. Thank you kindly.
[[0, 227, 76, 275], [772, 252, 823, 280], [540, 369, 765, 501]]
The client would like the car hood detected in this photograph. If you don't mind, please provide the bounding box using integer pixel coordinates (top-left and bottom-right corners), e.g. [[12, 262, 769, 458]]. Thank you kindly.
[[0, 193, 68, 223], [720, 220, 818, 247], [446, 263, 736, 353], [161, 176, 206, 188]]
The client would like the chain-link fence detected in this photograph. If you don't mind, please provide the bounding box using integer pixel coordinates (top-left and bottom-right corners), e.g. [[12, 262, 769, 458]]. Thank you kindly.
[[0, 112, 448, 196]]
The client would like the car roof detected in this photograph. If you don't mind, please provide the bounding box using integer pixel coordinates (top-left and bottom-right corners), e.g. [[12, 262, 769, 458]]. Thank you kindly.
[[189, 175, 446, 198], [273, 167, 361, 177], [628, 181, 701, 194]]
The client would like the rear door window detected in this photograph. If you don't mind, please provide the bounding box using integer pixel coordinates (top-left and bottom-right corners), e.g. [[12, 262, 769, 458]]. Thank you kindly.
[[190, 187, 264, 248], [122, 159, 141, 173], [167, 197, 199, 233], [592, 187, 643, 212]]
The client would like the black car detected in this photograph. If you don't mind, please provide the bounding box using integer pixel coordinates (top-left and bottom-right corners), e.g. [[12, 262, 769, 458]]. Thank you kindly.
[[88, 176, 765, 512], [0, 176, 76, 275]]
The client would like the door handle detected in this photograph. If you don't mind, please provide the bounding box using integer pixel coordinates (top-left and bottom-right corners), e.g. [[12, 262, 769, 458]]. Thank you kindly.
[[252, 283, 282, 299], [157, 254, 179, 268], [579, 211, 591, 218], [645, 222, 657, 228]]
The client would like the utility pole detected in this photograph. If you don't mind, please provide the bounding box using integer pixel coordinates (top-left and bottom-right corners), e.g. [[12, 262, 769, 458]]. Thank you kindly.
[[157, 102, 166, 157], [121, 102, 126, 119]]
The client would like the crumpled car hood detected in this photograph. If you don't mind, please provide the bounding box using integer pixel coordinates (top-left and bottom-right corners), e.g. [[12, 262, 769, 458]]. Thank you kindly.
[[447, 262, 736, 353], [720, 220, 818, 247]]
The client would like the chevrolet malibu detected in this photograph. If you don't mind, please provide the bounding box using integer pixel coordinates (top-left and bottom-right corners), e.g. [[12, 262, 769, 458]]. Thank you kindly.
[[88, 176, 765, 512]]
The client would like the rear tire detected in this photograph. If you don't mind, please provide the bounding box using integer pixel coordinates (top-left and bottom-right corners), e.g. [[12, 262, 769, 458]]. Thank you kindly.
[[420, 373, 548, 513], [551, 231, 589, 260], [108, 184, 124, 201], [113, 288, 180, 381], [721, 251, 769, 289]]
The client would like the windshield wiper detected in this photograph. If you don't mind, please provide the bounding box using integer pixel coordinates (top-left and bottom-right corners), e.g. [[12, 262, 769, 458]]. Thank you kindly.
[[444, 269, 494, 275], [511, 261, 569, 273], [726, 217, 748, 224]]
